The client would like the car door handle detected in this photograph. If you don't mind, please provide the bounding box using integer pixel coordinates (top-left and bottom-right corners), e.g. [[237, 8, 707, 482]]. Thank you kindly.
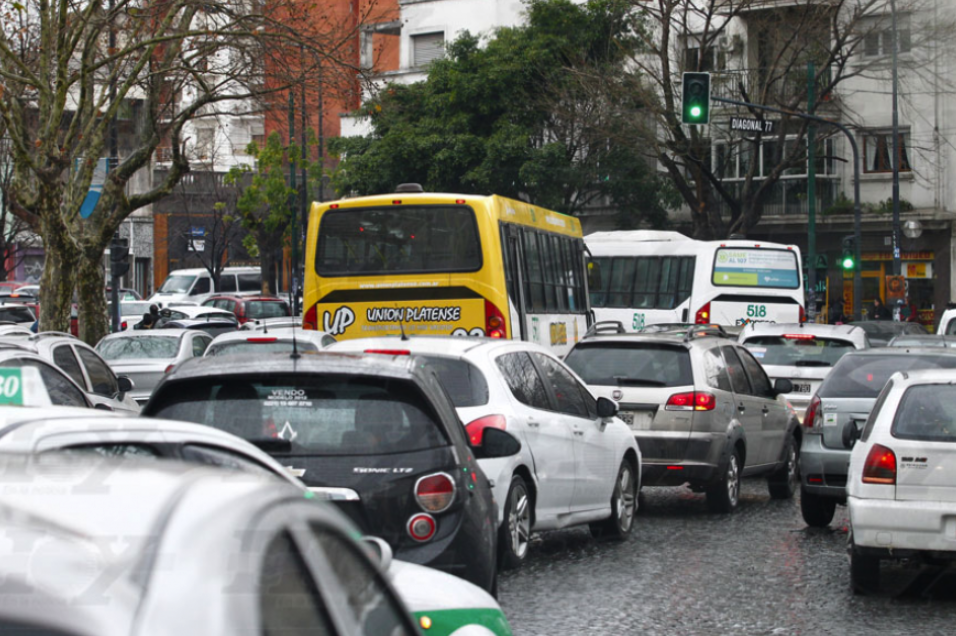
[[737, 404, 746, 413], [527, 419, 540, 428], [762, 406, 770, 416], [573, 429, 584, 437]]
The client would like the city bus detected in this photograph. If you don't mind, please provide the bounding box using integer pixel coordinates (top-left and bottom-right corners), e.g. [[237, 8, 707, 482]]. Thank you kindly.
[[586, 230, 804, 330], [302, 186, 590, 355]]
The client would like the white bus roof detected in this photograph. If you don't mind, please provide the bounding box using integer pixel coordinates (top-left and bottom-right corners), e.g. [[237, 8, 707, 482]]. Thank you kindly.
[[586, 230, 690, 243]]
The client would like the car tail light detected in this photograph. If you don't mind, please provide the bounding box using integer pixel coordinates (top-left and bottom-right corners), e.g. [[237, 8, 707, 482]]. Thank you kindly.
[[407, 513, 437, 542], [303, 304, 317, 330], [247, 337, 277, 343], [862, 444, 896, 485], [485, 300, 507, 339], [464, 414, 507, 446], [121, 321, 127, 330], [695, 302, 711, 324], [799, 305, 806, 323], [165, 364, 176, 374], [783, 333, 815, 340], [803, 395, 822, 429], [364, 349, 410, 355], [415, 473, 455, 513], [665, 391, 716, 411]]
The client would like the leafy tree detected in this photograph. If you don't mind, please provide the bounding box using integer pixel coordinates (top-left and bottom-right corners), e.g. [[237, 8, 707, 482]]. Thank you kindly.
[[330, 0, 677, 225]]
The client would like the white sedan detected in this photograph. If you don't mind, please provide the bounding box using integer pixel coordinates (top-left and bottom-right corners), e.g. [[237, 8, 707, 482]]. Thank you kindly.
[[204, 328, 336, 357], [847, 368, 956, 594], [329, 336, 641, 568]]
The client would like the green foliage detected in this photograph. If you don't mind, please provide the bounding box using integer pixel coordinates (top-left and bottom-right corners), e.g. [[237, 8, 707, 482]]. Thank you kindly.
[[823, 193, 916, 216], [329, 0, 673, 226]]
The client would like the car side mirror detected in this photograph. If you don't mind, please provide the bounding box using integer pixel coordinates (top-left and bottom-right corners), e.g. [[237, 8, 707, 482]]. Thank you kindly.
[[843, 421, 862, 449], [117, 376, 134, 393], [361, 536, 393, 573], [472, 427, 521, 459], [596, 396, 618, 419], [773, 378, 793, 396]]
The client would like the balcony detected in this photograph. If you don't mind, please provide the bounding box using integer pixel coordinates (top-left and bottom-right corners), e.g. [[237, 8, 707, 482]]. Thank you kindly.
[[716, 176, 840, 218], [710, 67, 836, 107]]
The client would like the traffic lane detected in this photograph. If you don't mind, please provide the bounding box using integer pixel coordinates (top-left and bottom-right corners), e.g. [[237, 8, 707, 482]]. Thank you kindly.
[[498, 478, 956, 635]]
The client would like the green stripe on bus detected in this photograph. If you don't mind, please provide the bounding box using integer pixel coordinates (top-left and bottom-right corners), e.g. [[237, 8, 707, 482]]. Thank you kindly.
[[413, 608, 513, 636]]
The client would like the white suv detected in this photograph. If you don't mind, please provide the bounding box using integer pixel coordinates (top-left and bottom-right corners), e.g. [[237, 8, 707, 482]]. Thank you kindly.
[[329, 336, 641, 568], [847, 368, 956, 594]]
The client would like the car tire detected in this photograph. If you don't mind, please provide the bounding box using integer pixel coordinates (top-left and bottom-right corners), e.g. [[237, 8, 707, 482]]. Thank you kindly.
[[850, 543, 881, 595], [706, 448, 741, 514], [590, 459, 637, 540], [767, 434, 799, 500], [498, 475, 531, 570], [800, 487, 837, 527]]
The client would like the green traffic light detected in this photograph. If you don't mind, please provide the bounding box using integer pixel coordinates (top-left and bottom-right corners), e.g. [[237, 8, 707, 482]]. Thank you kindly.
[[842, 256, 855, 270], [690, 106, 702, 118]]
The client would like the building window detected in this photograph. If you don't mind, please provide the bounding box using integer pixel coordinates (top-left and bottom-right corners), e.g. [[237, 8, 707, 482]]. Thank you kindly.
[[684, 44, 726, 72], [195, 128, 215, 161], [861, 14, 911, 57], [863, 130, 911, 173], [412, 32, 444, 68]]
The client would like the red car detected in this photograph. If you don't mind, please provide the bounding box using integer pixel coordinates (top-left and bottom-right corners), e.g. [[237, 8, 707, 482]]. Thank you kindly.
[[201, 295, 291, 325]]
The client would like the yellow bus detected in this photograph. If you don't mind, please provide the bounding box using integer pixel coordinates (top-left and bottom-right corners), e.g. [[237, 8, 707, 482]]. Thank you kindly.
[[302, 186, 591, 355]]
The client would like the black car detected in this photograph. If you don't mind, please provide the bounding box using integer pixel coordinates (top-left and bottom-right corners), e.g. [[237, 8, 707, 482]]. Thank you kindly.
[[847, 320, 927, 347], [158, 318, 239, 338], [142, 352, 516, 594]]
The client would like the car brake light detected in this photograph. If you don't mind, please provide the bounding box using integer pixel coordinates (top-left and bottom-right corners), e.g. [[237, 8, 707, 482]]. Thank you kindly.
[[862, 444, 896, 485], [121, 321, 127, 330], [247, 337, 278, 343], [407, 513, 437, 542], [803, 395, 822, 429], [165, 364, 175, 374], [303, 304, 317, 330], [464, 414, 507, 446], [783, 334, 815, 340], [695, 302, 711, 324], [665, 391, 716, 411], [364, 349, 411, 355], [485, 300, 507, 339], [799, 305, 806, 323], [415, 473, 455, 513]]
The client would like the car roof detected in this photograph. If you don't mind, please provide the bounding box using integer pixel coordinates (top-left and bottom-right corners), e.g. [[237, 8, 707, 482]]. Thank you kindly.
[[842, 346, 956, 357], [327, 335, 515, 357], [100, 329, 188, 341], [166, 305, 235, 318], [161, 350, 419, 382], [208, 329, 329, 345], [894, 368, 956, 384], [206, 295, 286, 302], [739, 322, 864, 338], [166, 267, 259, 276]]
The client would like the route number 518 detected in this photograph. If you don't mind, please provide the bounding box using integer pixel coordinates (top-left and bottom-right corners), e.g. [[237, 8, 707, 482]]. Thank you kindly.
[[746, 304, 767, 318]]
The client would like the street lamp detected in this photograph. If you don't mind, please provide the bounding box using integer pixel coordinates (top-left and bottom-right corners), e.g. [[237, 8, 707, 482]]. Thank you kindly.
[[902, 219, 923, 239]]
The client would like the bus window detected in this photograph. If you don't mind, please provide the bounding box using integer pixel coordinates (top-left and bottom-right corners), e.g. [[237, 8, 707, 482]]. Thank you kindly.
[[658, 257, 681, 309], [677, 257, 695, 307], [633, 258, 660, 309], [523, 231, 545, 311], [608, 257, 637, 308], [588, 257, 608, 307]]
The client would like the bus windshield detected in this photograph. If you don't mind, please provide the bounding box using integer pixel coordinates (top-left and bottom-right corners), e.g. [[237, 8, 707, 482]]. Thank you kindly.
[[316, 206, 482, 276], [712, 248, 799, 289]]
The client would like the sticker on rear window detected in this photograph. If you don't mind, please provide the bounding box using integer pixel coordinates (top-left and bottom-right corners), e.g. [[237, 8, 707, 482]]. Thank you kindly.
[[749, 347, 767, 359], [264, 388, 313, 407]]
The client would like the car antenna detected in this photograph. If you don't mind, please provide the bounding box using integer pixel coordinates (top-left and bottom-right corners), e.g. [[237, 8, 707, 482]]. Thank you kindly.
[[399, 317, 409, 341], [290, 316, 301, 360]]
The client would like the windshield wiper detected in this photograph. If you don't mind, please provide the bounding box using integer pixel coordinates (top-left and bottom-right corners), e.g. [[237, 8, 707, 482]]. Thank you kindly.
[[794, 360, 833, 367], [612, 376, 667, 387]]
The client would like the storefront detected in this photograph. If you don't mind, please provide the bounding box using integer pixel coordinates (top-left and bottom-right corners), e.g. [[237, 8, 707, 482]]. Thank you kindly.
[[842, 250, 936, 327]]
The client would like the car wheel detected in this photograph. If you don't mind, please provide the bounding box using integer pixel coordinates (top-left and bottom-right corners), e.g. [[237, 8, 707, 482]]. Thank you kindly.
[[590, 459, 637, 540], [498, 475, 531, 570], [850, 542, 881, 595], [706, 448, 741, 513], [767, 434, 799, 499], [800, 487, 837, 527]]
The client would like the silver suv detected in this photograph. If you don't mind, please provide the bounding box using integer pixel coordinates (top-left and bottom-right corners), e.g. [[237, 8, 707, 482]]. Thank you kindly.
[[800, 348, 956, 527], [565, 323, 799, 513]]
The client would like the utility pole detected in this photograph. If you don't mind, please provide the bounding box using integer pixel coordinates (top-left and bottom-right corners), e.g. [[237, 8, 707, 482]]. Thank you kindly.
[[299, 49, 308, 317], [890, 0, 903, 276], [806, 62, 817, 322], [288, 91, 298, 309]]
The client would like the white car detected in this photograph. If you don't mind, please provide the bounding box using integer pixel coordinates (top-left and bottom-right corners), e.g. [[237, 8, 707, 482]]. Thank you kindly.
[[846, 369, 956, 594], [241, 316, 303, 331], [329, 336, 641, 568], [0, 409, 514, 635], [204, 328, 336, 357], [156, 304, 237, 325], [739, 322, 868, 419]]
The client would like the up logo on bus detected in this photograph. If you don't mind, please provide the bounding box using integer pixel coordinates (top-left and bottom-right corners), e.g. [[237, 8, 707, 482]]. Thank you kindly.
[[323, 306, 356, 336]]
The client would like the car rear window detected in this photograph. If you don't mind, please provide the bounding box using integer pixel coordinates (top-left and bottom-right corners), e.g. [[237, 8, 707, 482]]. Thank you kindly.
[[97, 336, 180, 360], [417, 355, 489, 407], [742, 335, 855, 367], [0, 305, 35, 323], [205, 340, 320, 357], [564, 343, 693, 387], [892, 385, 956, 442], [246, 301, 291, 320], [149, 375, 450, 455], [818, 354, 956, 399]]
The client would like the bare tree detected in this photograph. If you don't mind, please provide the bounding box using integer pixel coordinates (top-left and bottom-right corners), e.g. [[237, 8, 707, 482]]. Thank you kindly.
[[0, 0, 388, 342], [618, 0, 955, 238], [0, 135, 37, 281]]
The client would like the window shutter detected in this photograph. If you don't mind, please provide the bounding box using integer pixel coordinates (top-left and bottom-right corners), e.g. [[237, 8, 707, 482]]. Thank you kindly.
[[413, 33, 445, 67]]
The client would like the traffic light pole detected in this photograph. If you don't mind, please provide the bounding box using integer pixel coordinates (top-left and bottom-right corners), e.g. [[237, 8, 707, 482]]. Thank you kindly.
[[711, 96, 863, 320]]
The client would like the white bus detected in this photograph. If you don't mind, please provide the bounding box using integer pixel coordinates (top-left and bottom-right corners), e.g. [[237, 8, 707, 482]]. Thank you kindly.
[[586, 231, 804, 330]]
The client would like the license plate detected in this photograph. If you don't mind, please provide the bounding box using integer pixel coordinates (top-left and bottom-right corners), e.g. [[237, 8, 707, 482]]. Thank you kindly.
[[620, 411, 654, 430], [792, 383, 811, 394]]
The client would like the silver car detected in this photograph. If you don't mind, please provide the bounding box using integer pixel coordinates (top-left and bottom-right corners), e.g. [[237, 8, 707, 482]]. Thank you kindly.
[[738, 323, 868, 420], [0, 454, 422, 636], [96, 329, 213, 404], [799, 348, 956, 527], [565, 323, 799, 513]]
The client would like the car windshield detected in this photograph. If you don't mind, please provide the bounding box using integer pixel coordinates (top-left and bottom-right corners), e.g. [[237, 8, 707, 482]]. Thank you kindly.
[[158, 275, 196, 293], [246, 301, 290, 320], [818, 354, 956, 399], [0, 306, 35, 323], [205, 340, 320, 357], [417, 356, 489, 408], [116, 302, 152, 316], [892, 385, 956, 442], [743, 335, 855, 367], [97, 336, 180, 360], [149, 375, 450, 456], [564, 343, 693, 387]]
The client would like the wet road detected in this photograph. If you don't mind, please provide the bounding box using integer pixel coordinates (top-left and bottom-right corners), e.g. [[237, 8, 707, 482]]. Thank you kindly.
[[498, 478, 956, 635]]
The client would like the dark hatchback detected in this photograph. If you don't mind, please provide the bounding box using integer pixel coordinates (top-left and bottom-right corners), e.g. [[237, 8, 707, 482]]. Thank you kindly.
[[142, 352, 511, 593]]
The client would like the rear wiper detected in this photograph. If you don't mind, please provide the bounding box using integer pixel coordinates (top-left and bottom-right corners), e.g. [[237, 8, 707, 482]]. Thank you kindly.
[[612, 376, 667, 387], [249, 438, 292, 453], [794, 360, 832, 367]]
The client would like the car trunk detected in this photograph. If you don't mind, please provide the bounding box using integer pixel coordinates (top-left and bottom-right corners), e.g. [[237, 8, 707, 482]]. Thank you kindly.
[[762, 365, 831, 414], [108, 359, 169, 398], [820, 397, 877, 450], [892, 439, 956, 503], [591, 384, 693, 462]]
